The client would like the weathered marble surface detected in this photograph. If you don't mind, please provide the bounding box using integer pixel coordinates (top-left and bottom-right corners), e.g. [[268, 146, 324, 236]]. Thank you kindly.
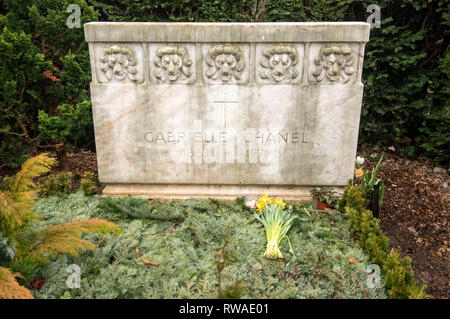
[[85, 22, 370, 201]]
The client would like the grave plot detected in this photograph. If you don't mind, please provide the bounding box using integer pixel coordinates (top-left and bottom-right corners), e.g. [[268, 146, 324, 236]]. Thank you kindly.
[[34, 192, 386, 299]]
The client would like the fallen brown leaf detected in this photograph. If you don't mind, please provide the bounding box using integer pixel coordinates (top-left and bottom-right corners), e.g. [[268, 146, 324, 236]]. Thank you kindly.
[[29, 278, 45, 290], [142, 258, 159, 267]]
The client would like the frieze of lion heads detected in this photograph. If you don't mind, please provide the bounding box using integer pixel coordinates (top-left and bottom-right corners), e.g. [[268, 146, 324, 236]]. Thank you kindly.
[[205, 44, 246, 83], [153, 45, 193, 83], [312, 45, 355, 84], [259, 44, 300, 83], [100, 45, 138, 82]]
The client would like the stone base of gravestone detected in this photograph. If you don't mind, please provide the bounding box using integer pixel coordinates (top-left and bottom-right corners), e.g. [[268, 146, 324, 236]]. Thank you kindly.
[[85, 22, 370, 201], [102, 184, 345, 202]]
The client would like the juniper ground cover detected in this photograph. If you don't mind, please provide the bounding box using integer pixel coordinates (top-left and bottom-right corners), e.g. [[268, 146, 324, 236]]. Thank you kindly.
[[34, 192, 386, 299]]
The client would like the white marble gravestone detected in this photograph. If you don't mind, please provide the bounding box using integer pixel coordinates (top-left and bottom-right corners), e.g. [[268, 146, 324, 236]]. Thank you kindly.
[[85, 22, 370, 201]]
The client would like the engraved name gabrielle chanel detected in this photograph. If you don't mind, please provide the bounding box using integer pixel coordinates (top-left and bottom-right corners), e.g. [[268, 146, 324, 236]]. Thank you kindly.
[[144, 130, 303, 144]]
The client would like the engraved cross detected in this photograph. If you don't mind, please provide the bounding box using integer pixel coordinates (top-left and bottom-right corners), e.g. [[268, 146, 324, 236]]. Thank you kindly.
[[213, 93, 238, 128]]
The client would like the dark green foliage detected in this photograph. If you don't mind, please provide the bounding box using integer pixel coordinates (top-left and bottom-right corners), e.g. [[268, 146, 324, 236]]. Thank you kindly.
[[86, 0, 257, 22], [263, 0, 354, 22], [87, 0, 354, 22], [342, 185, 428, 298], [358, 0, 449, 163], [0, 27, 51, 167], [1, 1, 97, 58], [98, 196, 187, 221], [6, 256, 41, 284], [38, 101, 94, 149], [0, 0, 98, 168]]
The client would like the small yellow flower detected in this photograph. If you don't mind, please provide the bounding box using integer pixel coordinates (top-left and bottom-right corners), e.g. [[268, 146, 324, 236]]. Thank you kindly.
[[255, 195, 287, 212], [355, 168, 364, 178], [256, 201, 265, 213], [256, 194, 269, 212]]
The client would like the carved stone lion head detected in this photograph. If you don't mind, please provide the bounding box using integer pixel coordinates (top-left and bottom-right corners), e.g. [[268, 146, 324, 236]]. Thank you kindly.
[[312, 45, 355, 83], [260, 45, 299, 83], [100, 45, 138, 81], [153, 46, 193, 82], [205, 45, 246, 82]]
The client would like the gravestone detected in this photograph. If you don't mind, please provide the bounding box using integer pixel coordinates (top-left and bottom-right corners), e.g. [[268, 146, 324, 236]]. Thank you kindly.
[[85, 22, 370, 201]]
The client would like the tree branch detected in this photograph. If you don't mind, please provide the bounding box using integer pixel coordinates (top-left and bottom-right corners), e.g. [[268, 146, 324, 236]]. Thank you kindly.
[[12, 109, 33, 144], [0, 130, 26, 137], [37, 143, 64, 149]]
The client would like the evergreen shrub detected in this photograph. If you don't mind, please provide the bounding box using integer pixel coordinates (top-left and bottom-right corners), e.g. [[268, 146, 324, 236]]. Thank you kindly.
[[342, 184, 428, 298]]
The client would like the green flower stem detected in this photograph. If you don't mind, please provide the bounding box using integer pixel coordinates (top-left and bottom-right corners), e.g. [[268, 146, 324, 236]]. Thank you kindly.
[[255, 201, 297, 260]]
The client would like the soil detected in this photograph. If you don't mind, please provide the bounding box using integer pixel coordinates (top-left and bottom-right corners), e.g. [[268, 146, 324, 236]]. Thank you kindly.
[[357, 145, 449, 299], [52, 149, 99, 178], [2, 147, 448, 298], [30, 149, 101, 194]]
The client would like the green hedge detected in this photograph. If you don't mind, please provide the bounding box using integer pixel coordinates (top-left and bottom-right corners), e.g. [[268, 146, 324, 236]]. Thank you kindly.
[[0, 0, 97, 167], [1, 0, 448, 168]]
